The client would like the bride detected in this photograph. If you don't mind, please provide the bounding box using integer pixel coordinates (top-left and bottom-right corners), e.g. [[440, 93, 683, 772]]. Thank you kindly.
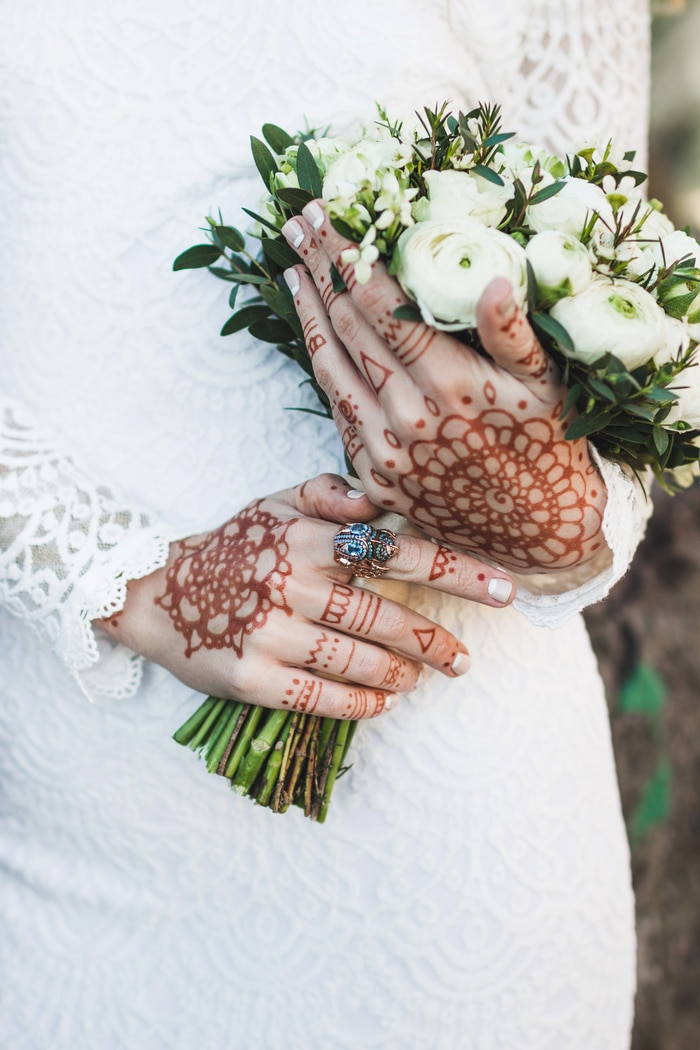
[[0, 2, 652, 1047]]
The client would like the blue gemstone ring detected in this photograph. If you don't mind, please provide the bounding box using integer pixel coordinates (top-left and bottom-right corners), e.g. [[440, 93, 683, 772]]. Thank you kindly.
[[332, 522, 400, 578]]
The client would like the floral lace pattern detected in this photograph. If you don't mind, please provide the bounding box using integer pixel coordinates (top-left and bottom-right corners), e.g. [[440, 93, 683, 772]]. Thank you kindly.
[[0, 1, 648, 1047]]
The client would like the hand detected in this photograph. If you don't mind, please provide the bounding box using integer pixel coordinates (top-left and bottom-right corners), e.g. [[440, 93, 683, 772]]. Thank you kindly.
[[95, 474, 515, 719], [281, 203, 608, 575]]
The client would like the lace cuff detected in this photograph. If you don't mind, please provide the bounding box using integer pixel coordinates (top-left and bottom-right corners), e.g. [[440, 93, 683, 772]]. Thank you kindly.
[[512, 446, 652, 627], [0, 397, 175, 700]]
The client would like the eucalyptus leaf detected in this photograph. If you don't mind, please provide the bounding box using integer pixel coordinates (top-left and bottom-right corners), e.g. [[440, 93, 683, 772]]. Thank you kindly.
[[330, 263, 346, 295], [261, 237, 300, 270], [564, 409, 613, 440], [276, 187, 313, 210], [241, 206, 281, 234], [392, 304, 423, 323], [528, 181, 566, 206], [530, 311, 574, 352], [249, 318, 294, 343], [220, 305, 271, 337], [228, 273, 270, 285], [173, 244, 222, 270], [250, 135, 279, 189], [262, 123, 295, 154], [296, 141, 324, 198], [471, 163, 504, 186], [652, 427, 671, 457], [214, 225, 246, 252]]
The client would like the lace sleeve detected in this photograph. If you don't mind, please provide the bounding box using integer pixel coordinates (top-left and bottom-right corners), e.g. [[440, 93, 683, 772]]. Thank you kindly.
[[0, 396, 175, 699]]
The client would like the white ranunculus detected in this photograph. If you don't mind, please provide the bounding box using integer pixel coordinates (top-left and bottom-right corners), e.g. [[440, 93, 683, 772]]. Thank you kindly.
[[321, 131, 411, 202], [394, 218, 528, 330], [617, 198, 675, 242], [654, 316, 691, 367], [643, 229, 700, 274], [413, 168, 510, 227], [525, 230, 592, 301], [526, 177, 614, 237], [666, 354, 700, 427], [550, 277, 667, 369], [500, 140, 566, 179]]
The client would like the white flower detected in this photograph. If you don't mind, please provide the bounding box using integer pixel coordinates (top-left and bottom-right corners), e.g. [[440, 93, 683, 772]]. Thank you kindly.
[[667, 354, 700, 427], [413, 168, 510, 227], [550, 277, 667, 369], [340, 226, 379, 285], [374, 171, 417, 230], [645, 229, 700, 273], [654, 316, 691, 367], [525, 230, 592, 301], [394, 218, 528, 330], [526, 178, 614, 237], [617, 198, 675, 242], [501, 141, 566, 179], [321, 131, 411, 203]]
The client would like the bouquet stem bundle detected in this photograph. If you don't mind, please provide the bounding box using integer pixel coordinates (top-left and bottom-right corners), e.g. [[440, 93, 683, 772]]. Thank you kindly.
[[174, 696, 356, 822]]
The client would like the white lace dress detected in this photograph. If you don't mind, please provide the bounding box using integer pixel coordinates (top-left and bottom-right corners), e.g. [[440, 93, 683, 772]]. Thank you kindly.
[[0, 2, 651, 1048]]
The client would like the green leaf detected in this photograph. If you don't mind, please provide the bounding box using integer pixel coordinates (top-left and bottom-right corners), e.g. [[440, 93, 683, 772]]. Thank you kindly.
[[213, 225, 246, 252], [250, 135, 279, 189], [261, 237, 300, 270], [563, 409, 612, 440], [262, 123, 295, 154], [528, 181, 566, 206], [227, 273, 270, 285], [276, 187, 313, 210], [259, 283, 292, 319], [631, 759, 671, 841], [220, 305, 271, 337], [482, 131, 515, 148], [587, 377, 618, 403], [173, 244, 222, 270], [330, 263, 346, 295], [561, 383, 583, 418], [530, 311, 575, 351], [652, 426, 671, 457], [471, 163, 504, 186], [392, 304, 423, 323], [228, 284, 240, 310], [296, 141, 323, 198], [329, 217, 361, 242], [241, 206, 281, 234], [249, 318, 295, 343]]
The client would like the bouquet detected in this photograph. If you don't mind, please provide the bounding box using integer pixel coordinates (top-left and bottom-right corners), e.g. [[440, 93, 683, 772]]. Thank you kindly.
[[173, 102, 700, 821]]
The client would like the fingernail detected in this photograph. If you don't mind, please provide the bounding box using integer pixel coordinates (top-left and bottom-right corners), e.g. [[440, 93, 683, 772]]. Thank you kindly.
[[283, 267, 300, 296], [488, 577, 513, 604], [384, 693, 396, 711], [497, 292, 517, 320], [281, 218, 305, 248], [346, 488, 366, 500], [302, 201, 325, 230], [451, 650, 471, 676]]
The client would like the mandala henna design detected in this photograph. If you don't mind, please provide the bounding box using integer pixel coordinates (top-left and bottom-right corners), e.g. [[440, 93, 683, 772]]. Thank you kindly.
[[399, 410, 603, 570], [155, 501, 295, 658]]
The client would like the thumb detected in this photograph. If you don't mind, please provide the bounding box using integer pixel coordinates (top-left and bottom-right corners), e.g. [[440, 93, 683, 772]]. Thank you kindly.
[[290, 473, 379, 523], [476, 277, 559, 395]]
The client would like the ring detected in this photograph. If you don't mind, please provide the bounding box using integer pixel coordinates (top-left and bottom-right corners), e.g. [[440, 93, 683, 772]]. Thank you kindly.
[[332, 522, 400, 578]]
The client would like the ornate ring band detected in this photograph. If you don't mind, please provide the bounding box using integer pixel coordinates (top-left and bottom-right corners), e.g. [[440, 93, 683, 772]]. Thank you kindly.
[[332, 522, 400, 579]]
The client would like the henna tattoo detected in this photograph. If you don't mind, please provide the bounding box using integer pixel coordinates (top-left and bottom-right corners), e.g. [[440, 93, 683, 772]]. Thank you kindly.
[[413, 627, 437, 654], [359, 351, 393, 395], [155, 501, 294, 658], [380, 653, 404, 690], [370, 469, 394, 489], [337, 421, 364, 463], [343, 689, 388, 719], [429, 546, 459, 582], [302, 317, 327, 359], [282, 677, 324, 713], [306, 632, 355, 676], [337, 395, 361, 425], [425, 396, 440, 417], [384, 429, 403, 449], [320, 583, 382, 636], [399, 408, 602, 570], [390, 324, 436, 367]]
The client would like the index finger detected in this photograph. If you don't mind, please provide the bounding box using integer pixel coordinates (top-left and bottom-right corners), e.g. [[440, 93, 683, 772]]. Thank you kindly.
[[299, 199, 442, 372]]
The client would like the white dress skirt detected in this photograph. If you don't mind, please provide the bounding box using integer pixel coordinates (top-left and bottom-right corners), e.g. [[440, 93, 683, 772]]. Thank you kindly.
[[0, 2, 651, 1047]]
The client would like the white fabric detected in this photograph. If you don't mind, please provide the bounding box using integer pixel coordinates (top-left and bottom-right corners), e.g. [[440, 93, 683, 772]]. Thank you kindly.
[[0, 2, 649, 1047]]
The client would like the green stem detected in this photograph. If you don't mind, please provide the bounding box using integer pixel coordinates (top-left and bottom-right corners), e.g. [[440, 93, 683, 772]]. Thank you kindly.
[[172, 696, 218, 746], [271, 711, 301, 813], [317, 719, 351, 824], [189, 698, 227, 752], [223, 704, 265, 780], [232, 708, 290, 796], [216, 704, 250, 776], [339, 720, 358, 766], [281, 714, 317, 811], [205, 701, 245, 773], [304, 719, 320, 818], [256, 716, 294, 807], [311, 721, 339, 821]]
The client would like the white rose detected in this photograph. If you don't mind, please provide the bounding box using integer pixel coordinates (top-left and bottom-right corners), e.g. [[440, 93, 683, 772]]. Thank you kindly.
[[525, 231, 592, 301], [550, 277, 667, 369], [394, 218, 528, 330], [526, 177, 614, 237], [413, 168, 510, 227], [667, 355, 700, 427]]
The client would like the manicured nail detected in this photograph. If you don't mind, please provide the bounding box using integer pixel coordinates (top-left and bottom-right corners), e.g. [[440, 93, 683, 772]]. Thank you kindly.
[[302, 201, 325, 230], [497, 292, 517, 320], [384, 694, 396, 711], [283, 267, 300, 295], [451, 650, 471, 676], [346, 488, 366, 500], [281, 218, 305, 248], [488, 577, 513, 603]]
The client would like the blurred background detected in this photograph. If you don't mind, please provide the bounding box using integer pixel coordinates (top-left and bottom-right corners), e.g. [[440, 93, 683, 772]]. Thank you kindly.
[[585, 4, 700, 1045]]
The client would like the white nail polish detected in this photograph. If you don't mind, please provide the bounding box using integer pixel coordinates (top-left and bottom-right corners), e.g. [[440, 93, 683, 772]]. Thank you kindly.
[[451, 651, 471, 676], [384, 694, 396, 711], [302, 201, 325, 229], [282, 218, 305, 248], [284, 268, 300, 296], [346, 488, 366, 500], [488, 578, 513, 604]]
